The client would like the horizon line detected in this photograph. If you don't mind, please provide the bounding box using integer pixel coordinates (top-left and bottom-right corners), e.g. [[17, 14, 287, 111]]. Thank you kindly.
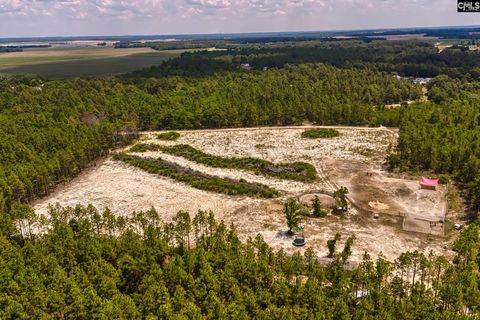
[[1, 23, 479, 41]]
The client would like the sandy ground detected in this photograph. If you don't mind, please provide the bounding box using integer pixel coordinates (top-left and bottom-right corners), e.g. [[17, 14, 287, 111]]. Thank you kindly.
[[34, 126, 454, 262], [325, 159, 447, 235]]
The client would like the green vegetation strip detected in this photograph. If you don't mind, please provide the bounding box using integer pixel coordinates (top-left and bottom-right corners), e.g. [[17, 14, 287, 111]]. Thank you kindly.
[[129, 143, 317, 181], [114, 153, 279, 198], [129, 143, 160, 152], [157, 131, 180, 141], [301, 128, 340, 139]]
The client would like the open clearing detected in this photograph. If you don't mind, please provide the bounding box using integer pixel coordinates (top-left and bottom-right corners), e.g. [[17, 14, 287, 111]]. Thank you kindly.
[[0, 47, 180, 78], [34, 126, 454, 262]]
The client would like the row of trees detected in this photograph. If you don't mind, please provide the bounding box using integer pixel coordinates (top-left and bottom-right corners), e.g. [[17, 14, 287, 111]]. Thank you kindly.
[[135, 39, 480, 80], [0, 77, 138, 212], [131, 63, 420, 128], [0, 205, 478, 318]]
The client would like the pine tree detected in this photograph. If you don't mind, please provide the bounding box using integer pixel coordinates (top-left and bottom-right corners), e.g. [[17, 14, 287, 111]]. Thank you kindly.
[[327, 233, 342, 258], [312, 195, 326, 217], [333, 187, 349, 214], [284, 198, 303, 235]]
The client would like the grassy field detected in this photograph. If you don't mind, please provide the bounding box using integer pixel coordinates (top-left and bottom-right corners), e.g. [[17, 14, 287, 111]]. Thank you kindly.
[[434, 39, 464, 52], [0, 47, 180, 79]]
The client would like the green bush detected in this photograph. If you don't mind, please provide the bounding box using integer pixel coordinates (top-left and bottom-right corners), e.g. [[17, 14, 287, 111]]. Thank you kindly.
[[114, 153, 279, 198], [312, 195, 327, 217], [159, 144, 317, 182], [439, 175, 450, 184], [301, 128, 340, 139], [157, 131, 180, 141], [129, 143, 162, 152]]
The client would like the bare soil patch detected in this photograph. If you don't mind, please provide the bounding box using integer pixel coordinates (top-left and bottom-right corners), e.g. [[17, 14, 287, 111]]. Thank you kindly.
[[325, 158, 447, 235], [34, 126, 454, 262], [300, 193, 335, 208]]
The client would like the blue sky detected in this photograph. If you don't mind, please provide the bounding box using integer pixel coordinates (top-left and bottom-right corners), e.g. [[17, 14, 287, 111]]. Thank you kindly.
[[0, 0, 478, 37]]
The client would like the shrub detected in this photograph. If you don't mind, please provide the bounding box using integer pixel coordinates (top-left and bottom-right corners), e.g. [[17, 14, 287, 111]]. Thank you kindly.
[[386, 153, 401, 171], [129, 143, 161, 152], [312, 195, 327, 217], [159, 144, 317, 182], [157, 131, 180, 141], [439, 175, 450, 184], [327, 233, 342, 258], [113, 153, 279, 198], [301, 128, 340, 139], [333, 186, 349, 214]]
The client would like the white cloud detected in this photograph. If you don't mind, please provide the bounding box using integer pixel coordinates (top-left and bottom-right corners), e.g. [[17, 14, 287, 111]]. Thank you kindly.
[[185, 0, 232, 8], [0, 0, 476, 37], [0, 0, 401, 18]]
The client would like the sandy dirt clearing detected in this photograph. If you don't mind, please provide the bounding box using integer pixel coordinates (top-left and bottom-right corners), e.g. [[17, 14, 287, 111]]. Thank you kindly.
[[34, 126, 454, 262]]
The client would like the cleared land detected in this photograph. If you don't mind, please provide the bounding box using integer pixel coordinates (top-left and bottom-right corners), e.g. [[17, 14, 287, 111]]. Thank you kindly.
[[434, 39, 463, 52], [34, 126, 453, 262], [0, 47, 180, 78], [114, 153, 280, 198], [131, 143, 317, 181]]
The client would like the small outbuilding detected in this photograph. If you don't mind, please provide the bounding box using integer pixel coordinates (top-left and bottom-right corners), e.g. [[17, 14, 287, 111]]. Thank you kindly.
[[420, 177, 439, 191]]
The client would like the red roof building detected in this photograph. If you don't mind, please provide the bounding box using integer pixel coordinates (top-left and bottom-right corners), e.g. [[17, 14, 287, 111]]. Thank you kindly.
[[420, 177, 439, 190]]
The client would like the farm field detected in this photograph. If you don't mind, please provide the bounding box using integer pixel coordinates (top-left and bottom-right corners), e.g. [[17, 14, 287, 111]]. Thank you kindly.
[[434, 39, 463, 51], [34, 126, 454, 262], [0, 47, 180, 78]]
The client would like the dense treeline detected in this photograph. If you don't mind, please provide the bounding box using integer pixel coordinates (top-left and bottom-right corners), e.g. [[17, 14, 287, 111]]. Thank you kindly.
[[135, 40, 480, 79], [0, 205, 478, 318], [0, 77, 140, 212], [130, 64, 418, 128], [0, 64, 417, 211], [426, 75, 480, 104], [391, 77, 480, 211], [0, 47, 23, 53], [116, 40, 228, 50], [346, 27, 480, 40]]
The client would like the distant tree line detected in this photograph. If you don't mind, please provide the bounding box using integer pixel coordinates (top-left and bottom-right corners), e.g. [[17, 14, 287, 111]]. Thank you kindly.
[[131, 40, 480, 79]]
